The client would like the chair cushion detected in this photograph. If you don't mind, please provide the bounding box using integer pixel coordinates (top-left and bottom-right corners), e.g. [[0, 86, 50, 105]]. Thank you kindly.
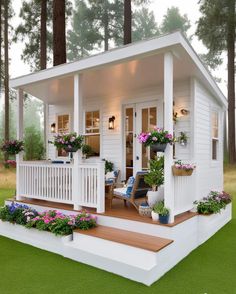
[[113, 187, 130, 198], [126, 176, 135, 196]]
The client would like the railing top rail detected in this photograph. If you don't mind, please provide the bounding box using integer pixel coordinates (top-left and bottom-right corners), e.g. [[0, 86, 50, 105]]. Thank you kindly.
[[19, 162, 73, 168]]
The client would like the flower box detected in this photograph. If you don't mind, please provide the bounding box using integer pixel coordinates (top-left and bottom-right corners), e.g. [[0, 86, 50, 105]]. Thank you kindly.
[[0, 220, 72, 255], [172, 166, 194, 176]]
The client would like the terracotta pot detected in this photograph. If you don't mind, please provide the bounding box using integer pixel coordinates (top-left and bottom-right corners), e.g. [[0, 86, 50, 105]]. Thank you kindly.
[[172, 166, 193, 176], [151, 143, 167, 153]]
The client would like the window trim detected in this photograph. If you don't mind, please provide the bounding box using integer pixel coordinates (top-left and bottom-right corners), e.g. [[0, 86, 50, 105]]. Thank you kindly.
[[56, 113, 71, 158], [83, 109, 101, 158], [211, 109, 220, 163]]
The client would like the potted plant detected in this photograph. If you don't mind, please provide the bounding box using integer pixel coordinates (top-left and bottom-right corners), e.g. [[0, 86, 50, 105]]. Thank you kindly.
[[144, 156, 164, 208], [82, 144, 93, 159], [53, 132, 83, 152], [172, 160, 196, 176], [138, 127, 173, 152], [153, 200, 170, 224], [1, 140, 24, 155], [178, 132, 188, 146]]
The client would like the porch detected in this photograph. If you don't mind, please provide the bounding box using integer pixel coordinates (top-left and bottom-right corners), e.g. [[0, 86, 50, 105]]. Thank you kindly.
[[12, 34, 200, 223]]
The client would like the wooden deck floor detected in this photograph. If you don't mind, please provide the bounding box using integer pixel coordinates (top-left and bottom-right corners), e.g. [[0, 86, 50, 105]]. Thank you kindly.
[[8, 197, 197, 227], [75, 225, 173, 252]]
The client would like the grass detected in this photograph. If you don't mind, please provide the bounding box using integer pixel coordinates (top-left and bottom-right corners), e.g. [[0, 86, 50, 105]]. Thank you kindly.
[[0, 166, 236, 293]]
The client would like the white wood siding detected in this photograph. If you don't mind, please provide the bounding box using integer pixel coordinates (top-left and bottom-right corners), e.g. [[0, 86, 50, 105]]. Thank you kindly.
[[194, 79, 224, 200], [47, 80, 192, 178]]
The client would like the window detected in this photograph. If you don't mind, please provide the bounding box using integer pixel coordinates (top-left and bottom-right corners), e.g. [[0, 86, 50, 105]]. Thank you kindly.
[[211, 111, 219, 160], [57, 114, 70, 157], [57, 114, 69, 133], [85, 111, 100, 156]]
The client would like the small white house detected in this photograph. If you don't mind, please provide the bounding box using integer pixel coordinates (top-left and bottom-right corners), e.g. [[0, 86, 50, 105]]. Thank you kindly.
[[7, 32, 231, 285]]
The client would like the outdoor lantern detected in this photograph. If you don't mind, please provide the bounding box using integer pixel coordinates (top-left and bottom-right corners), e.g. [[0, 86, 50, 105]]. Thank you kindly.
[[180, 109, 190, 116], [51, 123, 56, 133], [108, 116, 115, 130]]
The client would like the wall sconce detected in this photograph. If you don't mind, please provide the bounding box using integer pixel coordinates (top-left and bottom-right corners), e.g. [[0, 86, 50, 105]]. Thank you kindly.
[[51, 123, 56, 133], [108, 116, 115, 130], [180, 109, 190, 116]]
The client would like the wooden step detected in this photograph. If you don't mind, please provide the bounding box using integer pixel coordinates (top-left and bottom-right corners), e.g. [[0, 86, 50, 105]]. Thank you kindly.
[[74, 225, 173, 252]]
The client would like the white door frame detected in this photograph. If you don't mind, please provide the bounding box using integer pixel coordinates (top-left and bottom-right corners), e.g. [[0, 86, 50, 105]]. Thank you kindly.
[[123, 99, 163, 179]]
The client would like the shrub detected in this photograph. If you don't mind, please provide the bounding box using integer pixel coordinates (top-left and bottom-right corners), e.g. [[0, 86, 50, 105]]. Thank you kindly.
[[24, 126, 45, 160]]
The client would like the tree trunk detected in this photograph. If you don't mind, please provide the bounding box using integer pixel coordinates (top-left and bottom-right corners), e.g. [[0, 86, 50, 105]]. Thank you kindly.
[[227, 0, 236, 164], [4, 0, 9, 161], [0, 0, 2, 95], [40, 0, 47, 70], [124, 0, 131, 45], [104, 4, 109, 51], [53, 0, 66, 66]]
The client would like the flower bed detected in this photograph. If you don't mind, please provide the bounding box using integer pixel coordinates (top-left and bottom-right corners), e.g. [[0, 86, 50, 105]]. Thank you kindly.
[[0, 203, 97, 236], [194, 191, 232, 215]]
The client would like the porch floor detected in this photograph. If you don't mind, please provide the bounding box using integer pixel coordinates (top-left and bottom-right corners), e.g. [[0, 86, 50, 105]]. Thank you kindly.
[[9, 196, 197, 227]]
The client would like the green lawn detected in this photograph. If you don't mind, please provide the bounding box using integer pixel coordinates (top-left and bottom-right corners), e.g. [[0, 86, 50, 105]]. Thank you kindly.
[[0, 167, 236, 294]]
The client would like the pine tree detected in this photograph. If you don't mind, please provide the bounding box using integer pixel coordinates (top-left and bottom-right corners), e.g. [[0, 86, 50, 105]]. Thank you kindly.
[[67, 0, 100, 61], [132, 7, 159, 42], [196, 0, 236, 164], [160, 6, 190, 36]]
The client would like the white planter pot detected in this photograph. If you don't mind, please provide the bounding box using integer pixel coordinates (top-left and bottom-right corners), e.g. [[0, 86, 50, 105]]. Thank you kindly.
[[151, 211, 159, 222], [0, 220, 72, 255], [147, 186, 164, 207]]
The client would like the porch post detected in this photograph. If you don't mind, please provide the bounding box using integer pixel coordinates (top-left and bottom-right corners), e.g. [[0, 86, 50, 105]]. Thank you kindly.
[[73, 73, 83, 210], [16, 88, 24, 200], [44, 103, 49, 159], [164, 52, 175, 223]]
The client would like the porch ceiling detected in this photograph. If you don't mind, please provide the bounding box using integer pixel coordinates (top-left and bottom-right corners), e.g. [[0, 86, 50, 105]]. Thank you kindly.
[[21, 48, 196, 104]]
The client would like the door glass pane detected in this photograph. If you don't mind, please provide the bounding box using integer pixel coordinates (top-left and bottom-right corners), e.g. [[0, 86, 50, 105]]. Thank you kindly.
[[126, 108, 133, 180], [141, 107, 157, 169]]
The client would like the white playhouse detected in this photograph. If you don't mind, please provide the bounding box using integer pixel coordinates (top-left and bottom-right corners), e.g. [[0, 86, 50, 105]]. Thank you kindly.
[[2, 31, 231, 285]]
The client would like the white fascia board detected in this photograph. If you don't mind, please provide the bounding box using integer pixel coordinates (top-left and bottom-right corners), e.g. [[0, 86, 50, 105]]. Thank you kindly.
[[178, 34, 227, 108], [9, 32, 181, 89]]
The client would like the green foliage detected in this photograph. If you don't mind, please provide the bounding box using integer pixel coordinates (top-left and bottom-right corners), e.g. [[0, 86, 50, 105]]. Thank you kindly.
[[196, 0, 235, 69], [82, 144, 93, 157], [14, 0, 72, 71], [132, 7, 159, 42], [144, 156, 164, 191], [194, 191, 231, 215], [24, 126, 45, 160], [160, 6, 190, 36], [105, 160, 114, 174], [152, 200, 169, 216], [67, 0, 101, 61]]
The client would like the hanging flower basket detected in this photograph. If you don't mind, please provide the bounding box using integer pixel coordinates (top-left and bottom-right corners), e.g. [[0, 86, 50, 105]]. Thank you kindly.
[[138, 127, 173, 153], [1, 140, 24, 155], [151, 143, 167, 153], [53, 132, 84, 152], [172, 160, 196, 176]]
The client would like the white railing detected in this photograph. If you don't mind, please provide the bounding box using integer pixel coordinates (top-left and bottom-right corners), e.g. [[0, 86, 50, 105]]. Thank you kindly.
[[174, 171, 196, 216], [76, 162, 105, 213], [18, 162, 73, 204], [17, 161, 105, 213]]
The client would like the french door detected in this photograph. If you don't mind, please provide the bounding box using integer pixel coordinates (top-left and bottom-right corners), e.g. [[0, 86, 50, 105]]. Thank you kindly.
[[124, 101, 163, 180]]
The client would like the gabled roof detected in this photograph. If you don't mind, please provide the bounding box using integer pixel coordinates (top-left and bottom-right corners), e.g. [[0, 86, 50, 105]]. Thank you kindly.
[[10, 31, 227, 107]]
